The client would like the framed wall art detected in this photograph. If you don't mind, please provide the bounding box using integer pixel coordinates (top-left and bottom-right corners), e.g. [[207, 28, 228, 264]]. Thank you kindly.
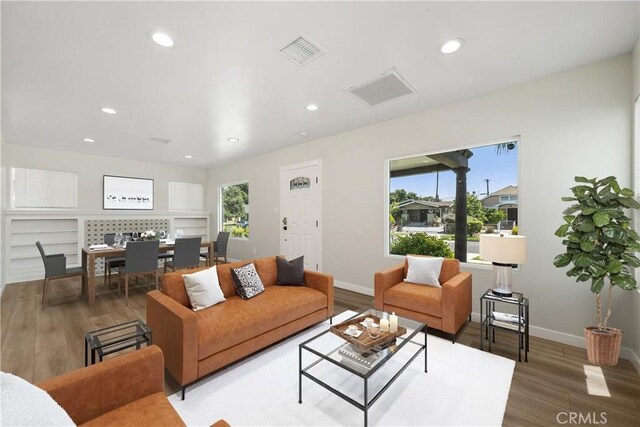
[[103, 175, 154, 210]]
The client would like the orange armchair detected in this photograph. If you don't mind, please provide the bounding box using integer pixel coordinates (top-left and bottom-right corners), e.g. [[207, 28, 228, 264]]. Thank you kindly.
[[374, 256, 472, 342]]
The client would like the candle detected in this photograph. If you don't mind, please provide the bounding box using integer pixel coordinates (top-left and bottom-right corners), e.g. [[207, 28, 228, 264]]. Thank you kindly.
[[380, 319, 390, 332], [390, 312, 398, 333]]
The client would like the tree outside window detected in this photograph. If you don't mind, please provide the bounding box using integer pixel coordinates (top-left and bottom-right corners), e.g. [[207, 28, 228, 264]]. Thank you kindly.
[[221, 182, 249, 238], [388, 141, 519, 264]]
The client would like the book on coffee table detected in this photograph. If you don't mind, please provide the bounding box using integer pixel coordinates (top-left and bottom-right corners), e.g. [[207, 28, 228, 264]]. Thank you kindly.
[[338, 344, 382, 369]]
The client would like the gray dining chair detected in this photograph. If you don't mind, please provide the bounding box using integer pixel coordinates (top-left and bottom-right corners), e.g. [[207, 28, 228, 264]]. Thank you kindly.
[[213, 232, 230, 265], [117, 240, 160, 305], [36, 241, 86, 310], [200, 231, 230, 266], [164, 237, 202, 273], [103, 233, 129, 286]]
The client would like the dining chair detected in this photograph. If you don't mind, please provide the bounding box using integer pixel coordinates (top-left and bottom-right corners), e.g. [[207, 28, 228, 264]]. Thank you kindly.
[[117, 240, 160, 305], [36, 241, 86, 310], [164, 237, 202, 273], [103, 233, 129, 286], [200, 231, 230, 265]]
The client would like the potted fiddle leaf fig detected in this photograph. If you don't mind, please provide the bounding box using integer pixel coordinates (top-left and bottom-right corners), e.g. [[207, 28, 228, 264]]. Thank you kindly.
[[553, 176, 640, 366]]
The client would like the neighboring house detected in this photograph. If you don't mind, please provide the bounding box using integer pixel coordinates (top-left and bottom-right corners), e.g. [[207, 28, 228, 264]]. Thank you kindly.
[[481, 185, 518, 222], [396, 199, 453, 226]]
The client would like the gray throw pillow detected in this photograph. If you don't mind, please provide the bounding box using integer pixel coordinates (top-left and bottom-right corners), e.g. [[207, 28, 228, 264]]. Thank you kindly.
[[276, 256, 304, 286], [231, 263, 265, 299]]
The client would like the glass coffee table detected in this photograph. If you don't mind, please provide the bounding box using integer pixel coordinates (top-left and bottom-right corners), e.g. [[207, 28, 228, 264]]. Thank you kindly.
[[298, 309, 426, 427]]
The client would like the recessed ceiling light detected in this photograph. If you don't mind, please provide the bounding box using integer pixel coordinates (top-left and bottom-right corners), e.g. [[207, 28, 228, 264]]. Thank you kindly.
[[305, 104, 319, 111], [184, 155, 192, 159], [440, 38, 464, 54], [227, 137, 240, 143], [101, 107, 117, 114], [82, 138, 95, 143], [151, 32, 174, 47], [298, 131, 308, 137]]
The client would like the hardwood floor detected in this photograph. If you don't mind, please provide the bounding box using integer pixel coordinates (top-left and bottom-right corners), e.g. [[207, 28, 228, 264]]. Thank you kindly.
[[2, 276, 639, 426]]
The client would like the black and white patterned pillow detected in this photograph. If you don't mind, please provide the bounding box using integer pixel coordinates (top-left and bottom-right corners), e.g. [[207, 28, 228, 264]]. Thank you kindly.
[[231, 263, 265, 299]]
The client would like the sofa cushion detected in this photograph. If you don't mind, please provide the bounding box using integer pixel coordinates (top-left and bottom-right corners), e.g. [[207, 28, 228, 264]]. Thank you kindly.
[[439, 258, 461, 283], [182, 266, 226, 311], [253, 257, 278, 287], [196, 286, 327, 360], [276, 256, 304, 286], [405, 256, 443, 287], [215, 260, 252, 298], [82, 392, 184, 427], [384, 282, 442, 318], [162, 267, 209, 308], [231, 263, 265, 299]]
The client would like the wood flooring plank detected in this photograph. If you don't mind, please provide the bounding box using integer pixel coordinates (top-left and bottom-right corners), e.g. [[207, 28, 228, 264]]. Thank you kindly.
[[35, 305, 68, 353], [33, 345, 71, 384], [1, 348, 35, 383]]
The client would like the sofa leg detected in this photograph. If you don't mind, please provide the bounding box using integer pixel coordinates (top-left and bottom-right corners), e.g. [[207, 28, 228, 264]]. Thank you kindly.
[[181, 386, 186, 401], [451, 333, 456, 344], [469, 314, 472, 322], [329, 316, 333, 325]]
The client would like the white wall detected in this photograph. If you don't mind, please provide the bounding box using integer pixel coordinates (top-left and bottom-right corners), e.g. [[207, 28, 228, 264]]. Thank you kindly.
[[1, 143, 209, 284], [0, 140, 4, 294], [207, 54, 637, 352], [632, 37, 640, 369], [633, 38, 639, 99], [2, 144, 206, 213]]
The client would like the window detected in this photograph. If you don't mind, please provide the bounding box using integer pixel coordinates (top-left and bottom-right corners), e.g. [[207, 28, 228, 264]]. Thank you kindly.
[[220, 182, 249, 239], [388, 140, 519, 264]]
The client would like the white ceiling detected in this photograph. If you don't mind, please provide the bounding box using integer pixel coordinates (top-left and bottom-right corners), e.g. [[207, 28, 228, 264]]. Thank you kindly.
[[2, 1, 638, 168]]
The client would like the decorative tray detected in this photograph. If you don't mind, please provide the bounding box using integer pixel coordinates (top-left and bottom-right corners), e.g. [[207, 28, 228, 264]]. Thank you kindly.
[[329, 313, 406, 352]]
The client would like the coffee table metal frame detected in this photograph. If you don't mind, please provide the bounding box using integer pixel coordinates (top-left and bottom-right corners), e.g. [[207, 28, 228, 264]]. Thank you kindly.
[[84, 319, 153, 366], [298, 309, 426, 427]]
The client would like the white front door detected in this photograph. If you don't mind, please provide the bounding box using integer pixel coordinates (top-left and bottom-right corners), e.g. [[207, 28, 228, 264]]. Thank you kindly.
[[280, 160, 322, 271]]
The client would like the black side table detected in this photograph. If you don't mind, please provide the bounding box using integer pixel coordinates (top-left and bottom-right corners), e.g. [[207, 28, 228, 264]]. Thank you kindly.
[[480, 289, 529, 362], [84, 319, 152, 366]]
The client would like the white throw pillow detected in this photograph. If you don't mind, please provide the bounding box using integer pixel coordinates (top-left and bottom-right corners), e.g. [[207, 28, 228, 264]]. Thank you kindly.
[[182, 266, 226, 311], [405, 256, 444, 287], [0, 372, 75, 426]]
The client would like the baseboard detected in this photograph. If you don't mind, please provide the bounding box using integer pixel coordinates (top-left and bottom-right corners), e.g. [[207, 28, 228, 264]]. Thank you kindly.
[[334, 280, 374, 297], [471, 312, 639, 370]]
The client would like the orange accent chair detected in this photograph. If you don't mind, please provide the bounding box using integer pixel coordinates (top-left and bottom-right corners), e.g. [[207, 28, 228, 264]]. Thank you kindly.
[[374, 256, 472, 342], [37, 345, 228, 426]]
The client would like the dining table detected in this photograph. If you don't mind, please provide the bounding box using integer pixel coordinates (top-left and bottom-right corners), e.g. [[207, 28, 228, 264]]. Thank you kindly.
[[81, 240, 213, 306]]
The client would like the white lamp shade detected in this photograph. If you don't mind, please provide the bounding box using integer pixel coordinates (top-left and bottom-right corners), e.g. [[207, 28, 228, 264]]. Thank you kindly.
[[480, 234, 527, 264]]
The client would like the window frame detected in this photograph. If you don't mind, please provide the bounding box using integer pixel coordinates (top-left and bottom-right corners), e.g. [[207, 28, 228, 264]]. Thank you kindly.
[[219, 180, 250, 241], [384, 136, 521, 269]]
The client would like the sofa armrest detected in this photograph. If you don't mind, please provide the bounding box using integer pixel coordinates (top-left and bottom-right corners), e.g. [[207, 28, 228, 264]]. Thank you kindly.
[[37, 345, 164, 425], [441, 271, 472, 334], [374, 264, 404, 311], [304, 270, 334, 317], [146, 290, 199, 386]]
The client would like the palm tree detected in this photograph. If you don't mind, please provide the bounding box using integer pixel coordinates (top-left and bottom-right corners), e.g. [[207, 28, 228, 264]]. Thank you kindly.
[[495, 141, 517, 155]]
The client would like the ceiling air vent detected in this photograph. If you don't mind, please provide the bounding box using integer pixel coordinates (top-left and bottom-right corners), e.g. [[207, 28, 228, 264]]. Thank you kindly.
[[147, 137, 170, 144], [347, 68, 417, 107], [279, 35, 325, 66]]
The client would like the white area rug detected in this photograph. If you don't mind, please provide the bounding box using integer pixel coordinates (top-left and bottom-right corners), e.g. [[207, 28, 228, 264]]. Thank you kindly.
[[169, 311, 515, 426]]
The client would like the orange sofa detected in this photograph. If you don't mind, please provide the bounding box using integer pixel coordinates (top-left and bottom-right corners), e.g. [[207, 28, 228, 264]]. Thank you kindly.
[[146, 256, 334, 399], [374, 256, 472, 342], [37, 345, 228, 426]]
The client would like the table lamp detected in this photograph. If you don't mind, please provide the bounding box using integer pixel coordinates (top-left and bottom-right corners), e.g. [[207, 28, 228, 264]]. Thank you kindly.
[[479, 233, 527, 297]]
